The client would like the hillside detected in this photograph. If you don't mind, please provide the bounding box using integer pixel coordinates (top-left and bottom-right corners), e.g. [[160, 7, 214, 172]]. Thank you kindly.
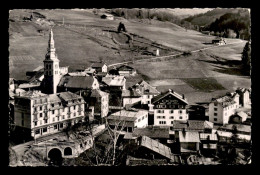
[[183, 8, 249, 27], [9, 9, 250, 104]]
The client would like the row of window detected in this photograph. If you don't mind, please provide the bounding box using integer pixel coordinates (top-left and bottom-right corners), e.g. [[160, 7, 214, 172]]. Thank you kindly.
[[157, 116, 183, 120], [157, 109, 185, 114], [45, 64, 58, 69], [157, 116, 183, 119], [156, 105, 185, 109], [34, 123, 63, 135], [159, 120, 178, 125], [34, 112, 82, 127], [34, 104, 82, 114]]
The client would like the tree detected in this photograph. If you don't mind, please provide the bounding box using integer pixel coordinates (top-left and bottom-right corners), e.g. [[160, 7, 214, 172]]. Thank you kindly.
[[241, 41, 251, 75]]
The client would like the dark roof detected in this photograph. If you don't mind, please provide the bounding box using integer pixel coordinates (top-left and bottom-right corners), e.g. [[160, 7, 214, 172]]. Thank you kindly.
[[117, 65, 135, 71], [172, 120, 213, 131], [152, 89, 188, 104], [91, 62, 106, 68], [28, 70, 44, 83], [122, 89, 141, 97], [58, 76, 94, 89], [133, 127, 170, 139]]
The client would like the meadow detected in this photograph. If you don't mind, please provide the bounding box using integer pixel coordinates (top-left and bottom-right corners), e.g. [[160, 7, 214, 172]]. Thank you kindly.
[[9, 9, 251, 104]]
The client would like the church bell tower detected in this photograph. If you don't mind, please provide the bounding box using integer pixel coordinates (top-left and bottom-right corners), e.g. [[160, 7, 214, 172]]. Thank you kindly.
[[41, 28, 60, 94]]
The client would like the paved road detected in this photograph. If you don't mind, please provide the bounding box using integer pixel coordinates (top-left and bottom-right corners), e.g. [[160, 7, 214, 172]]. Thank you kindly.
[[108, 40, 243, 67]]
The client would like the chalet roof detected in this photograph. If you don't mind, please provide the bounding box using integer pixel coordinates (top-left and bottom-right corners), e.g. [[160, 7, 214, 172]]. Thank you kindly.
[[216, 130, 251, 141], [48, 92, 83, 103], [117, 65, 135, 71], [134, 80, 160, 95], [179, 131, 200, 143], [18, 82, 41, 89], [199, 133, 218, 141], [102, 75, 125, 86], [110, 109, 148, 119], [212, 95, 237, 108], [236, 111, 248, 120], [91, 62, 106, 68], [33, 66, 44, 72], [27, 71, 44, 83], [58, 76, 94, 89], [133, 127, 170, 139], [139, 136, 175, 161], [16, 90, 46, 99], [218, 124, 251, 133], [152, 89, 188, 104], [90, 89, 109, 98], [122, 89, 141, 97], [172, 120, 213, 131]]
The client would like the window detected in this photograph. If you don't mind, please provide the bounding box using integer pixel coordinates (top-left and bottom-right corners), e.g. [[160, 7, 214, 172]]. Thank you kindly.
[[142, 116, 144, 120], [179, 110, 182, 114], [214, 103, 217, 106], [54, 125, 58, 129], [40, 113, 42, 117], [138, 119, 141, 122], [159, 121, 166, 124], [42, 127, 47, 133], [162, 116, 165, 119], [171, 121, 174, 124], [62, 115, 65, 120], [179, 116, 183, 119], [74, 113, 76, 117], [214, 113, 217, 116], [53, 118, 55, 122], [170, 110, 174, 114], [157, 116, 161, 119], [60, 123, 63, 128], [34, 107, 37, 112], [214, 108, 217, 111], [35, 129, 40, 135], [170, 116, 174, 119], [157, 110, 161, 113], [40, 106, 42, 111], [74, 106, 76, 110], [52, 110, 55, 115], [51, 104, 54, 107], [34, 121, 37, 126], [214, 118, 217, 121]]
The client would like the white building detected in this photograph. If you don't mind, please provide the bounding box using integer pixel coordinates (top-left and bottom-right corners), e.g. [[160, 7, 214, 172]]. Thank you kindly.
[[107, 109, 148, 133], [208, 93, 240, 125], [236, 88, 251, 108], [149, 89, 189, 126], [14, 91, 85, 138]]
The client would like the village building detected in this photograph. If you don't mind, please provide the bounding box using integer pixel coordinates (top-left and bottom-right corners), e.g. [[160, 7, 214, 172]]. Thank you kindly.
[[229, 111, 248, 124], [149, 89, 189, 126], [133, 80, 160, 105], [107, 109, 148, 133], [100, 13, 114, 20], [199, 132, 218, 155], [57, 75, 99, 93], [84, 67, 96, 76], [122, 89, 142, 107], [87, 89, 109, 122], [209, 92, 240, 125], [101, 75, 126, 91], [91, 62, 107, 73], [236, 88, 251, 108], [212, 37, 226, 45], [14, 90, 85, 138], [172, 120, 214, 133], [177, 131, 200, 153], [116, 64, 137, 77], [188, 103, 209, 121]]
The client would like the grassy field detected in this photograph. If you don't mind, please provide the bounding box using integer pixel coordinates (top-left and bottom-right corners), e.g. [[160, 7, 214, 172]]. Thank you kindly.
[[9, 9, 251, 104]]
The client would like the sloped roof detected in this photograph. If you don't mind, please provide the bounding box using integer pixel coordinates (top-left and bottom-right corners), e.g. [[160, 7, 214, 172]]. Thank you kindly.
[[172, 120, 213, 131], [47, 92, 82, 103], [58, 76, 94, 89], [102, 75, 125, 86], [110, 109, 148, 118], [179, 131, 200, 143], [134, 80, 160, 95], [27, 71, 44, 83], [33, 66, 44, 72], [122, 89, 141, 97], [117, 65, 135, 71], [90, 89, 109, 98], [18, 82, 41, 89], [199, 133, 218, 141], [91, 62, 106, 68], [152, 89, 188, 104], [219, 124, 251, 133], [17, 90, 46, 99], [212, 94, 237, 108], [140, 136, 175, 161], [236, 111, 248, 120], [133, 127, 170, 139]]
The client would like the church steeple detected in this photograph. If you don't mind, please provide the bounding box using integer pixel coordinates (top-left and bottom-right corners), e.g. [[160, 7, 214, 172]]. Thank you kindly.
[[45, 28, 59, 61], [42, 28, 60, 94]]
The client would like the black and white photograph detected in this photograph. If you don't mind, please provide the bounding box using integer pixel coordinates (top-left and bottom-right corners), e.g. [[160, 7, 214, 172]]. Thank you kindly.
[[8, 8, 252, 166]]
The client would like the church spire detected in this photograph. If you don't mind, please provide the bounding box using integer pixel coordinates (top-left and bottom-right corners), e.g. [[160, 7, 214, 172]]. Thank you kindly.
[[45, 28, 59, 61]]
